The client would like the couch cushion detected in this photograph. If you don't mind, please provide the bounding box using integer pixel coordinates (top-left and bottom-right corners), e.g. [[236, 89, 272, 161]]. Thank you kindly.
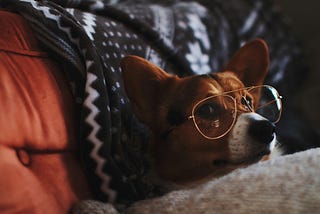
[[0, 10, 91, 213], [0, 146, 91, 214], [0, 11, 76, 149]]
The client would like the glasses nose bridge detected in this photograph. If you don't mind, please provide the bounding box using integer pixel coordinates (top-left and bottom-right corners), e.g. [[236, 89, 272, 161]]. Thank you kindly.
[[229, 90, 255, 113], [224, 88, 246, 99], [224, 88, 245, 102]]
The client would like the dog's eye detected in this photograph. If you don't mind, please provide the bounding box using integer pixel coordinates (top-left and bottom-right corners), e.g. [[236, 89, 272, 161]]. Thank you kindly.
[[196, 103, 220, 119]]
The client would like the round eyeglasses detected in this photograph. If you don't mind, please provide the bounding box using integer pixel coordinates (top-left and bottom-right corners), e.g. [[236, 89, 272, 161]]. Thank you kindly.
[[188, 85, 282, 140]]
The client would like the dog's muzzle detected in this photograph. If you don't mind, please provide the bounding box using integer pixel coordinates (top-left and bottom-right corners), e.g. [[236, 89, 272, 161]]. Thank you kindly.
[[228, 113, 277, 163]]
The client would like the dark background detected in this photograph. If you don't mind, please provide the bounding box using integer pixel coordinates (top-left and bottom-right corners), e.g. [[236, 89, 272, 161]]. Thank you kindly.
[[276, 1, 320, 135]]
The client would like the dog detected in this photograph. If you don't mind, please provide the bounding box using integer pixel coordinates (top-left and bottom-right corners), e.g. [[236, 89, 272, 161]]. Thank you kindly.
[[121, 39, 283, 187]]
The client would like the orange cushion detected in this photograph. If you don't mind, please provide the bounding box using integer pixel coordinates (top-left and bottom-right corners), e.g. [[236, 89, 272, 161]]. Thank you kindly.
[[0, 10, 91, 213]]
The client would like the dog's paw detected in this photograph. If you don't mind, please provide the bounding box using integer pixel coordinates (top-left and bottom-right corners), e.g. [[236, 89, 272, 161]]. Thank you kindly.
[[71, 200, 119, 214]]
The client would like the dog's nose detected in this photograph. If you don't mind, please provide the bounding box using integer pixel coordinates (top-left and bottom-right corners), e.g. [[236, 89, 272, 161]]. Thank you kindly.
[[248, 120, 275, 144]]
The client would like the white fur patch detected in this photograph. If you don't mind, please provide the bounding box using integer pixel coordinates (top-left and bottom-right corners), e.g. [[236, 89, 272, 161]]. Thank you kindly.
[[228, 113, 275, 163]]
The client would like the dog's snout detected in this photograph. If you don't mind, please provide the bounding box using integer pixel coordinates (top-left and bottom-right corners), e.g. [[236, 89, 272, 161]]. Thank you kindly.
[[248, 119, 275, 144]]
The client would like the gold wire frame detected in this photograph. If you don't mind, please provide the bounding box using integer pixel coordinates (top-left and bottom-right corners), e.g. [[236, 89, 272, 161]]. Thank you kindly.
[[188, 85, 283, 140]]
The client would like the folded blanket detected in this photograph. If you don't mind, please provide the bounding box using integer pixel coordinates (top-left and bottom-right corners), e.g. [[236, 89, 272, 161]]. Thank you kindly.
[[126, 148, 320, 214], [73, 148, 320, 213]]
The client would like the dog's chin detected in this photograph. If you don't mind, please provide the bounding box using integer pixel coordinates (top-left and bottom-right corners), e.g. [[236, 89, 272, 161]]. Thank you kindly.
[[212, 135, 280, 172]]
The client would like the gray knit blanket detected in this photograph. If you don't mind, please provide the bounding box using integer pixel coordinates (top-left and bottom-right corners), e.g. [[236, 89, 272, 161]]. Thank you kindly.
[[73, 148, 320, 213]]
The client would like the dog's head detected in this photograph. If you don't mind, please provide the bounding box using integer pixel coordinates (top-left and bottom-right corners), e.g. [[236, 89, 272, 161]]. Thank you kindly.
[[121, 39, 282, 185]]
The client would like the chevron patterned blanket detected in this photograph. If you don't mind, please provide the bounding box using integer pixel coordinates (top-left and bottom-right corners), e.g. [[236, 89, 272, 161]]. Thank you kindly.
[[1, 0, 317, 210]]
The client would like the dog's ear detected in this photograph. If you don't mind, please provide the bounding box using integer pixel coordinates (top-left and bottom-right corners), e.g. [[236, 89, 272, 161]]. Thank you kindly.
[[223, 39, 270, 86], [121, 55, 172, 124]]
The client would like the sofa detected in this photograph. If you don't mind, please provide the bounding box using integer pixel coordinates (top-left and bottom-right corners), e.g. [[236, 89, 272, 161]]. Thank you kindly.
[[0, 10, 91, 213], [1, 0, 319, 213]]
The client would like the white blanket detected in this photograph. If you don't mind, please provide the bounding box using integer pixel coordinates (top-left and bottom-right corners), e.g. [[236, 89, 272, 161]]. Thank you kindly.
[[73, 148, 320, 214]]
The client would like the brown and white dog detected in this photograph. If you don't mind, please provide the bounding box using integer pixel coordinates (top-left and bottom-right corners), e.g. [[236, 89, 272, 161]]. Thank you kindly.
[[120, 39, 282, 187]]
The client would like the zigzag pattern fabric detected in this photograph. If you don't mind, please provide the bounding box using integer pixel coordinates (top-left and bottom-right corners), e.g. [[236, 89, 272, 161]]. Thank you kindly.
[[0, 0, 308, 210]]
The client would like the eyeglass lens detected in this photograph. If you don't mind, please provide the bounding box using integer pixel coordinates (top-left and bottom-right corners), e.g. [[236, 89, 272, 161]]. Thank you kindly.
[[247, 86, 282, 123], [193, 95, 236, 139]]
